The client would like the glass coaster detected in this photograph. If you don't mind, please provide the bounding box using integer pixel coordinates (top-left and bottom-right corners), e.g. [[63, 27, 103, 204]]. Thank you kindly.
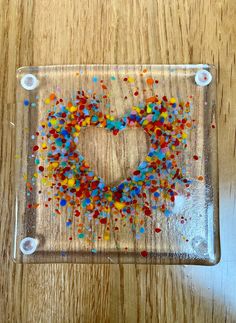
[[13, 65, 220, 264]]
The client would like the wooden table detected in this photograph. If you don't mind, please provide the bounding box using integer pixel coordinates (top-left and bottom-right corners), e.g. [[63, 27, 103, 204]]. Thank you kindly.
[[0, 1, 235, 322]]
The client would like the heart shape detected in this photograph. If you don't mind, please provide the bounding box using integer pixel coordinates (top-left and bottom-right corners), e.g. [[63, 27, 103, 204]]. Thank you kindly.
[[76, 126, 150, 186], [33, 89, 193, 241]]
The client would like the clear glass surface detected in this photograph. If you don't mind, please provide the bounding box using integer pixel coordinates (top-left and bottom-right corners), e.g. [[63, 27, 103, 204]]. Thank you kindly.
[[13, 64, 220, 264]]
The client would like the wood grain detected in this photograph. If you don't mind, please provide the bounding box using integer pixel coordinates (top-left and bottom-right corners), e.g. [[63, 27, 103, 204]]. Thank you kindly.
[[0, 0, 235, 322]]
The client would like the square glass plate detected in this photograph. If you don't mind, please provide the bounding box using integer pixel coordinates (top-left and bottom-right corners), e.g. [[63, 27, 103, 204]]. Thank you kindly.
[[13, 64, 220, 264]]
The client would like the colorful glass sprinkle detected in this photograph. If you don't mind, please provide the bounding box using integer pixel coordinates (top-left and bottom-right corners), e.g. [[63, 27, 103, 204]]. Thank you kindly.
[[24, 74, 200, 246]]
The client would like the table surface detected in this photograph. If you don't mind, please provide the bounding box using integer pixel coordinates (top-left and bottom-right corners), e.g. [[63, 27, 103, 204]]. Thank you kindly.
[[0, 0, 235, 322]]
